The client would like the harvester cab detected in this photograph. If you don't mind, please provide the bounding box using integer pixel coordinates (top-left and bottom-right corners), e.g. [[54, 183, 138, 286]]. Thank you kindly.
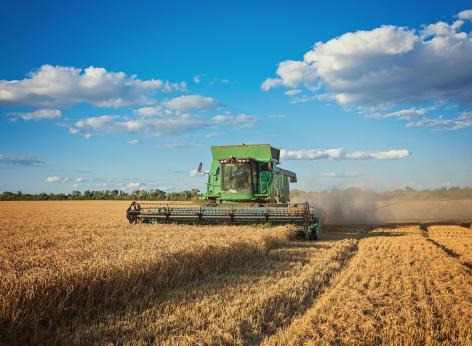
[[204, 144, 295, 204], [127, 144, 321, 240]]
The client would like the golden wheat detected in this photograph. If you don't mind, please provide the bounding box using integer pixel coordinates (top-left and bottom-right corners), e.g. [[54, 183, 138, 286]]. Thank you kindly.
[[49, 234, 359, 345], [2, 202, 472, 345], [428, 225, 472, 265], [264, 226, 472, 345], [0, 201, 294, 344]]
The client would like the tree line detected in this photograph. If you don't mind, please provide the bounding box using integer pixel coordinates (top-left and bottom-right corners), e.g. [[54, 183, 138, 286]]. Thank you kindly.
[[0, 189, 201, 201], [1, 186, 471, 201], [292, 186, 472, 201]]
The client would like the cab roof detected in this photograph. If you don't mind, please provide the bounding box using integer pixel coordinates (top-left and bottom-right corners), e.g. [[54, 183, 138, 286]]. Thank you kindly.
[[211, 144, 280, 163]]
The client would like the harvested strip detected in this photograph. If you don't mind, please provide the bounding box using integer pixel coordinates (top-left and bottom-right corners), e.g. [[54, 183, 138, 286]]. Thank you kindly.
[[47, 233, 360, 344], [428, 225, 472, 266], [265, 227, 472, 345]]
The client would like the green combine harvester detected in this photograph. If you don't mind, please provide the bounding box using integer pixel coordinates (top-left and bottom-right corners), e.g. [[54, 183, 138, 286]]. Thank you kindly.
[[127, 144, 321, 240]]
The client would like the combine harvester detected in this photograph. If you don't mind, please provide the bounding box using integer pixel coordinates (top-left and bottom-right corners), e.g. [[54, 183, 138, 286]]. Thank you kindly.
[[127, 144, 321, 240]]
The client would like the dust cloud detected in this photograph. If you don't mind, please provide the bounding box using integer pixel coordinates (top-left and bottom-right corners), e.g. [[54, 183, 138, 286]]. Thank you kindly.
[[292, 189, 378, 225], [291, 189, 472, 225]]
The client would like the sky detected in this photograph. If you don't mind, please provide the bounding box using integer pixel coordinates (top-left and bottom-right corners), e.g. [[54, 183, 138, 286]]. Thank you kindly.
[[0, 0, 471, 193]]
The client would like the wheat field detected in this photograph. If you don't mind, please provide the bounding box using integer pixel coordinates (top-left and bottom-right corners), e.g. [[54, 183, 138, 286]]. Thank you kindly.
[[1, 201, 472, 345]]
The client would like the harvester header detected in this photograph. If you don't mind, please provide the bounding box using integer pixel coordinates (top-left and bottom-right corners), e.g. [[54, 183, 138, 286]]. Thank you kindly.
[[126, 144, 320, 240]]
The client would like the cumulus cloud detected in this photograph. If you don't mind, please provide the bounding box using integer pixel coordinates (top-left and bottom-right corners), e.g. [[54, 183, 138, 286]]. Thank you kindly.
[[320, 172, 360, 178], [458, 9, 472, 20], [132, 105, 176, 118], [75, 115, 119, 130], [0, 154, 46, 166], [166, 94, 218, 112], [280, 148, 411, 160], [8, 109, 61, 121], [73, 114, 206, 136], [0, 64, 184, 108], [69, 108, 258, 139], [46, 176, 69, 183], [263, 11, 472, 109], [261, 60, 317, 91]]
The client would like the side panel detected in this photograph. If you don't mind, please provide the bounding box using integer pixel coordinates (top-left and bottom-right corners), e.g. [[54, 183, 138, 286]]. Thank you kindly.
[[269, 171, 291, 203], [205, 160, 221, 197]]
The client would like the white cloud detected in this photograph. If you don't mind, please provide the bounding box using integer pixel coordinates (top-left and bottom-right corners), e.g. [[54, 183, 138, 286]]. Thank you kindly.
[[161, 81, 187, 93], [345, 149, 410, 160], [0, 65, 184, 108], [205, 131, 224, 138], [261, 78, 283, 91], [0, 154, 46, 166], [46, 176, 69, 183], [133, 106, 166, 117], [285, 89, 302, 96], [193, 74, 206, 84], [212, 114, 233, 123], [281, 148, 344, 160], [267, 114, 286, 119], [405, 112, 472, 130], [166, 94, 218, 112], [234, 114, 257, 128], [73, 114, 206, 136], [127, 139, 140, 144], [281, 148, 411, 160], [75, 115, 118, 130], [156, 143, 197, 149], [458, 9, 472, 20], [74, 178, 171, 191], [212, 113, 258, 128], [263, 12, 472, 110], [8, 109, 61, 121], [262, 60, 317, 91], [320, 172, 360, 178], [46, 176, 60, 183], [75, 177, 85, 182], [421, 20, 464, 39], [68, 127, 79, 135], [84, 133, 92, 140], [376, 108, 428, 120], [126, 181, 141, 189]]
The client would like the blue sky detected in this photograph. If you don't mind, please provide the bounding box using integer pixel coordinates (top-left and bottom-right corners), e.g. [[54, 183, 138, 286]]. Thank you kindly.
[[1, 0, 471, 193]]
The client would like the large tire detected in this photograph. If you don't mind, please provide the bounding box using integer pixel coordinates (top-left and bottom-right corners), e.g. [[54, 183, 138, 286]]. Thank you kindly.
[[306, 223, 320, 241]]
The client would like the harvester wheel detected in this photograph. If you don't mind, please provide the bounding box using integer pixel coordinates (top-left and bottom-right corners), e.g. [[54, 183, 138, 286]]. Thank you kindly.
[[126, 201, 141, 224], [306, 223, 320, 241]]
